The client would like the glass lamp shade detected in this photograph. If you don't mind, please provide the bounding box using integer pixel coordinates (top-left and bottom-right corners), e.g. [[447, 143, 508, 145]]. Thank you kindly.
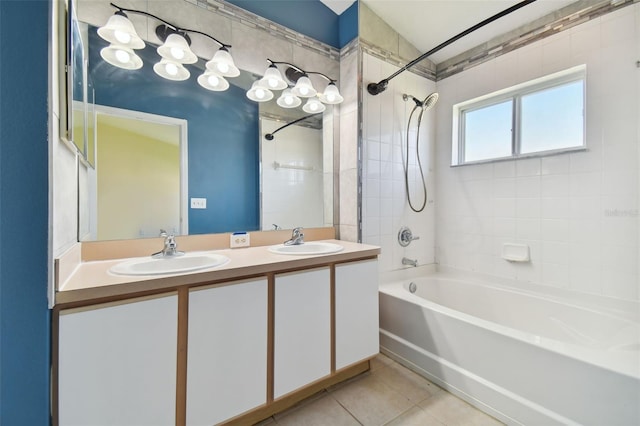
[[153, 59, 190, 81], [302, 97, 326, 113], [291, 75, 317, 98], [276, 89, 302, 109], [97, 14, 145, 49], [205, 48, 240, 78], [157, 33, 197, 64], [100, 45, 143, 70], [246, 81, 274, 102], [197, 71, 229, 91], [259, 65, 288, 90], [318, 82, 344, 104]]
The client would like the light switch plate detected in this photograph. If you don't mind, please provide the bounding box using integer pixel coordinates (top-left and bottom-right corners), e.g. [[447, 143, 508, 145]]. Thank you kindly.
[[190, 198, 207, 209], [230, 232, 250, 248]]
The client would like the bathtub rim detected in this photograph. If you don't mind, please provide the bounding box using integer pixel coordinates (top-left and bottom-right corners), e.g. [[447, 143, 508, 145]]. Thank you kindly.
[[379, 268, 640, 380]]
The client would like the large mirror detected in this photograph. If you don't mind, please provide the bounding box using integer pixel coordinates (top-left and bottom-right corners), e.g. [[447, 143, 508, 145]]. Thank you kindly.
[[72, 0, 337, 241]]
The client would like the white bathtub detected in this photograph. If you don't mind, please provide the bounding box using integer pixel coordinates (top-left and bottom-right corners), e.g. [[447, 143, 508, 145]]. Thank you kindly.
[[379, 269, 640, 426]]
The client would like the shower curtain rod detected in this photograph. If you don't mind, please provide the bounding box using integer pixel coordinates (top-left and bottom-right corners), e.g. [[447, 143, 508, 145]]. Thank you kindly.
[[367, 0, 537, 95]]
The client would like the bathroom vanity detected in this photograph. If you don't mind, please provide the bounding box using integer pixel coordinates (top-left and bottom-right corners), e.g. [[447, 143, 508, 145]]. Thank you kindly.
[[52, 229, 380, 426]]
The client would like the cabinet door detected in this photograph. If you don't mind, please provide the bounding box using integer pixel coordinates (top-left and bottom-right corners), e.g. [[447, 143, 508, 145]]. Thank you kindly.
[[335, 259, 379, 370], [186, 278, 268, 425], [274, 267, 330, 398], [59, 294, 178, 426]]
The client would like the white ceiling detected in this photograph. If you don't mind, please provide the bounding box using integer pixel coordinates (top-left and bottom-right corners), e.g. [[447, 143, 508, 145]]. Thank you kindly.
[[322, 0, 578, 64]]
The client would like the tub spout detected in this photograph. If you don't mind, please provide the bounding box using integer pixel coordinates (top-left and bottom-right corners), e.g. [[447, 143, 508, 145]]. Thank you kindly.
[[402, 257, 418, 267]]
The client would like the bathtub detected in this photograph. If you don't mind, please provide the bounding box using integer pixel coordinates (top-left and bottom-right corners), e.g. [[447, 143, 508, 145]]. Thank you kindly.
[[379, 268, 640, 426]]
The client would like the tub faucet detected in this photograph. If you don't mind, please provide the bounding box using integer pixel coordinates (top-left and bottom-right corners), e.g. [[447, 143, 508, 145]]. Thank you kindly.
[[152, 233, 185, 258], [284, 227, 304, 245], [402, 257, 418, 267]]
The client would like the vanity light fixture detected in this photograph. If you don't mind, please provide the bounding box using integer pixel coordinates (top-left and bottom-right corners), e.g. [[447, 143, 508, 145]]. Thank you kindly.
[[197, 71, 229, 91], [157, 32, 197, 64], [259, 64, 288, 91], [291, 74, 317, 98], [248, 59, 343, 110], [276, 89, 302, 109], [246, 81, 274, 102], [97, 10, 145, 69], [98, 3, 238, 91], [153, 59, 190, 81], [318, 82, 344, 105], [302, 97, 326, 113]]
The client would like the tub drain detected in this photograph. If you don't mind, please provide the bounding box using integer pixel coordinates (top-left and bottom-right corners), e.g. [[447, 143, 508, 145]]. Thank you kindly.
[[409, 282, 417, 293]]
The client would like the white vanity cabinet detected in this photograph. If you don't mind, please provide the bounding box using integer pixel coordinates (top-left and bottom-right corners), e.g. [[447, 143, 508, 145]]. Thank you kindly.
[[274, 267, 331, 398], [335, 259, 380, 370], [186, 278, 268, 425], [58, 293, 178, 426]]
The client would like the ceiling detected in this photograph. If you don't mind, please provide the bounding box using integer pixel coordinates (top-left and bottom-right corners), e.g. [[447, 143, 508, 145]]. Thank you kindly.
[[321, 0, 579, 64]]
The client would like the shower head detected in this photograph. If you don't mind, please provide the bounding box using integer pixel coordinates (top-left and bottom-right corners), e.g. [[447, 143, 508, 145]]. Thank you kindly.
[[403, 92, 439, 110]]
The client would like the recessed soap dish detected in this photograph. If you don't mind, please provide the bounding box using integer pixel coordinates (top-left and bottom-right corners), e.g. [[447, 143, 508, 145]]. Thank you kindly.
[[501, 243, 530, 262]]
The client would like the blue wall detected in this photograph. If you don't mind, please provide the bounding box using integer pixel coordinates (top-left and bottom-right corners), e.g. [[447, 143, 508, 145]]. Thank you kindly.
[[226, 0, 358, 48], [89, 30, 260, 234], [0, 1, 51, 424]]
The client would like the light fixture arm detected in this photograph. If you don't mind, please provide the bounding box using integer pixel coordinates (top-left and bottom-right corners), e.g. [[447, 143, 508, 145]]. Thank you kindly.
[[264, 113, 321, 140], [267, 59, 336, 83], [109, 2, 231, 48], [367, 0, 537, 95]]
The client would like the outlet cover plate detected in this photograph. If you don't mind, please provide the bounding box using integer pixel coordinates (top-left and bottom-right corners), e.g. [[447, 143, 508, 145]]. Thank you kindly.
[[230, 232, 250, 248]]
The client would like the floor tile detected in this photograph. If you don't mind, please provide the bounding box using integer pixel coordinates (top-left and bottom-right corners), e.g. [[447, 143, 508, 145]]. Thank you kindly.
[[373, 361, 442, 404], [370, 353, 394, 372], [330, 373, 413, 426], [419, 390, 503, 426], [383, 406, 445, 426], [274, 392, 360, 426]]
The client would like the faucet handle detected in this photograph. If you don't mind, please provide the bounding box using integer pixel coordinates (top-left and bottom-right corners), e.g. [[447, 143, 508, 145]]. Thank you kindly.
[[292, 227, 303, 236]]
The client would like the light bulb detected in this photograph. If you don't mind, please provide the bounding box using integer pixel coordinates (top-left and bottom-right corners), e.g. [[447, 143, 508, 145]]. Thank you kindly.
[[114, 29, 131, 44], [207, 74, 220, 86], [115, 49, 131, 64], [284, 95, 294, 105], [255, 88, 266, 99], [217, 62, 230, 74], [170, 47, 185, 60], [309, 102, 318, 111], [268, 78, 279, 88], [299, 86, 309, 96], [166, 62, 178, 76], [326, 93, 336, 102]]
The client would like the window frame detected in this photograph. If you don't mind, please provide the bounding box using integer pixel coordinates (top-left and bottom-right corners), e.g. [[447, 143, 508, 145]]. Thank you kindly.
[[452, 65, 586, 166]]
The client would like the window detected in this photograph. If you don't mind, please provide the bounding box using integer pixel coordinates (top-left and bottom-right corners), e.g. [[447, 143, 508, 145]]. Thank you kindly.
[[452, 65, 585, 165]]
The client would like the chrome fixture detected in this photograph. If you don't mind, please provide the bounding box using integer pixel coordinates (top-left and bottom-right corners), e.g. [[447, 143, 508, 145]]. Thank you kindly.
[[284, 227, 304, 246], [367, 0, 537, 96], [272, 224, 281, 230], [98, 3, 237, 90], [401, 92, 439, 213], [402, 257, 418, 267], [398, 227, 420, 247], [248, 59, 343, 110], [152, 232, 185, 258], [264, 113, 321, 140]]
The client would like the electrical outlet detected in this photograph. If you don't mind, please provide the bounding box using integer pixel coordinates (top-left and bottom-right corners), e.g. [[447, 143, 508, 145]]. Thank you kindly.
[[190, 198, 207, 209], [230, 232, 250, 248]]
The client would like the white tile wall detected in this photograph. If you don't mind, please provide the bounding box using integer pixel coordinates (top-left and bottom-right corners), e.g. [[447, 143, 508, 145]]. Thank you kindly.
[[362, 54, 437, 273], [434, 5, 639, 301], [261, 119, 325, 230]]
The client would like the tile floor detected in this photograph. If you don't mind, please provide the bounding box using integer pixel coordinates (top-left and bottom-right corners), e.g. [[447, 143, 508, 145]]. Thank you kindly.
[[257, 353, 504, 426]]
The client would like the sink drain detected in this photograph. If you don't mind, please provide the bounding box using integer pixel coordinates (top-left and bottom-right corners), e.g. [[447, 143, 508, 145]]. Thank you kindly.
[[409, 282, 417, 293]]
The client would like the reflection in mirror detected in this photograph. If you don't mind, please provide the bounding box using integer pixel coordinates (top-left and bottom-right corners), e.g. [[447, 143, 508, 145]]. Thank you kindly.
[[76, 11, 334, 241]]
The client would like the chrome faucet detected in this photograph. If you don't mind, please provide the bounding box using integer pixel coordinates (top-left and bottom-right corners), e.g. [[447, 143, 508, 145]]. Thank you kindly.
[[402, 257, 418, 267], [284, 227, 304, 245], [152, 233, 185, 258]]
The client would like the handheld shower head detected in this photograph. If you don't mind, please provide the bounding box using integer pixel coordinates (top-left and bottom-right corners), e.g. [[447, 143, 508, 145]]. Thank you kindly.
[[422, 92, 439, 110], [403, 92, 439, 110]]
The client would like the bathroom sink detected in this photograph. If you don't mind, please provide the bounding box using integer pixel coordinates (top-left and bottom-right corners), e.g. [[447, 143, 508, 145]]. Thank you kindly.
[[109, 253, 230, 276], [268, 242, 344, 256]]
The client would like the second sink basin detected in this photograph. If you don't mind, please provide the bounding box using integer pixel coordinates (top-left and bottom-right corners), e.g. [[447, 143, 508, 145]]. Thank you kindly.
[[109, 253, 230, 276], [268, 242, 344, 256]]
